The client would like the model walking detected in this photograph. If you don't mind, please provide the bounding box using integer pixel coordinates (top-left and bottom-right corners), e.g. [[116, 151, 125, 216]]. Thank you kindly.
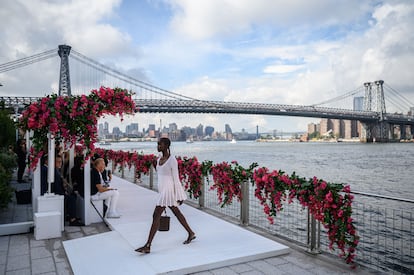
[[135, 137, 196, 253]]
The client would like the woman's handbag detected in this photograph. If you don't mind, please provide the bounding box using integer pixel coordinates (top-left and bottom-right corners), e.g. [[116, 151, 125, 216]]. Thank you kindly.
[[159, 210, 170, 231]]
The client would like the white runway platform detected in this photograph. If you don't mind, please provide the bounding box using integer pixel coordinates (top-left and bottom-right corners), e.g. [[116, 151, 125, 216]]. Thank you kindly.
[[63, 177, 289, 275]]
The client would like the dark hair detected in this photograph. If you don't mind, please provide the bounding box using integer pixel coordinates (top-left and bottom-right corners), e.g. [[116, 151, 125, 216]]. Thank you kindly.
[[159, 137, 171, 148], [159, 137, 171, 155]]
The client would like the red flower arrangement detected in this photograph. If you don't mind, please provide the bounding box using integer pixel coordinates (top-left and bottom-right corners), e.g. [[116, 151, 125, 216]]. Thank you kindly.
[[252, 167, 292, 224], [80, 146, 359, 265], [19, 87, 135, 169], [94, 148, 156, 176], [253, 167, 359, 265], [209, 161, 258, 207], [176, 156, 203, 199]]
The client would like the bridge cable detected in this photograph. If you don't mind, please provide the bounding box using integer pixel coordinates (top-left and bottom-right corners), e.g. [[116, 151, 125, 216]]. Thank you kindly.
[[310, 86, 363, 107], [70, 55, 187, 101], [71, 50, 198, 101], [383, 83, 414, 112], [0, 49, 56, 73]]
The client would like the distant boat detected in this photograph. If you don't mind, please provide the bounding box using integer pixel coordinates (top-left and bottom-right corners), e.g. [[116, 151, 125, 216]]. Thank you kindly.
[[186, 138, 194, 144], [99, 141, 111, 146], [230, 138, 237, 144]]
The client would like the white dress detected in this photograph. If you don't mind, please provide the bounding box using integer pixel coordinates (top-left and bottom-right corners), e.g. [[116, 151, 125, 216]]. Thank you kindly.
[[156, 156, 187, 206]]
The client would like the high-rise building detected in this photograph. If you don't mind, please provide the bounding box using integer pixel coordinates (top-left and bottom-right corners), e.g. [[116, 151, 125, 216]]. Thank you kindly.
[[104, 121, 109, 135], [205, 126, 214, 137], [113, 127, 121, 136], [196, 124, 203, 138], [320, 119, 329, 135], [169, 123, 178, 132], [353, 97, 364, 111], [307, 123, 318, 134], [225, 124, 233, 140]]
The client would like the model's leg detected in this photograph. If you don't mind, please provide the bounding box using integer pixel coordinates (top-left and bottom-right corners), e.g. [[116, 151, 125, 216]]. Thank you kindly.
[[169, 206, 196, 244], [135, 206, 164, 253]]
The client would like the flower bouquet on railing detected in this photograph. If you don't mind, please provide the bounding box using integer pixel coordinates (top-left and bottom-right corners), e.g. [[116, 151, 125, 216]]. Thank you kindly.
[[252, 167, 293, 224], [177, 156, 203, 199], [293, 176, 359, 264], [210, 161, 258, 207], [131, 152, 156, 175], [253, 167, 359, 265]]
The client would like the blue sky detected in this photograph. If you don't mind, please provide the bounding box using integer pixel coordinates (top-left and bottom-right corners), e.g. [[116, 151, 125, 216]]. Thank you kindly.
[[1, 0, 413, 133]]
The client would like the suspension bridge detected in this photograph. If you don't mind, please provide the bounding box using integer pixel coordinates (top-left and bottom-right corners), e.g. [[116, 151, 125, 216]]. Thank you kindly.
[[1, 45, 413, 142]]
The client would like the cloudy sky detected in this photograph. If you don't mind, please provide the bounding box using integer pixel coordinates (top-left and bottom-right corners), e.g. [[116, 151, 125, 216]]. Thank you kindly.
[[1, 0, 413, 133]]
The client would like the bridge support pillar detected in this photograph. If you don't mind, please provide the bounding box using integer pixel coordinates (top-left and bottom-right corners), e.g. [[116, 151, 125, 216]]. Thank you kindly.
[[400, 124, 406, 140], [58, 45, 72, 96], [360, 121, 391, 142], [411, 125, 414, 140]]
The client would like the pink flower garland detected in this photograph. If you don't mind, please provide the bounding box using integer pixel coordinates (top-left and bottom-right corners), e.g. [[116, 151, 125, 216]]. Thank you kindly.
[[253, 168, 359, 265], [176, 156, 203, 199], [71, 146, 360, 265], [19, 87, 135, 169], [209, 161, 258, 207], [93, 148, 156, 175]]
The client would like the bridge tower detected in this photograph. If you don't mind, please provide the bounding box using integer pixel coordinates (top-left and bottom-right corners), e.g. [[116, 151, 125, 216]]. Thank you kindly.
[[58, 45, 72, 96], [361, 80, 391, 142]]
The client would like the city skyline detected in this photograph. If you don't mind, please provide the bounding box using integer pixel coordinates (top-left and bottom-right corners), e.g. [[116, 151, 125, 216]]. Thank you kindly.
[[1, 1, 413, 132]]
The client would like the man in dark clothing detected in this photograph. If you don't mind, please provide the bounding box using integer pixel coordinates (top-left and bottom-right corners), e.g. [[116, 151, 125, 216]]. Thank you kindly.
[[40, 155, 48, 195], [15, 139, 27, 183], [41, 155, 83, 226], [71, 155, 85, 197]]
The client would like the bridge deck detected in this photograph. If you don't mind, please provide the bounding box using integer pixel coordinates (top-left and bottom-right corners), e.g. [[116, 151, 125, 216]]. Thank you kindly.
[[62, 176, 289, 275]]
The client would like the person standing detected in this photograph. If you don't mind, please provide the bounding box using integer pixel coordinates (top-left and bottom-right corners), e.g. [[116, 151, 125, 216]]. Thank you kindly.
[[90, 158, 121, 218], [135, 137, 196, 254], [15, 138, 27, 183]]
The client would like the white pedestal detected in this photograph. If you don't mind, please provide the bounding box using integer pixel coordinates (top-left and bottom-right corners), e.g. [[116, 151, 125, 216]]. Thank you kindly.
[[34, 211, 62, 240], [76, 195, 103, 224], [37, 194, 64, 231]]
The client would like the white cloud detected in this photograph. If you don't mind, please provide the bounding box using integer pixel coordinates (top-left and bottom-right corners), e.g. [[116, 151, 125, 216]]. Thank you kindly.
[[1, 0, 413, 133], [168, 0, 371, 40]]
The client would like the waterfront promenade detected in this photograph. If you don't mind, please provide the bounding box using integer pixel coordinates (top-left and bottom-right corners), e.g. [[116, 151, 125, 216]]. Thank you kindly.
[[1, 176, 376, 274]]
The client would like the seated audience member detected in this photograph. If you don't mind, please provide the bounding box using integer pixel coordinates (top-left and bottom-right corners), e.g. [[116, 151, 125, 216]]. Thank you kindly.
[[40, 154, 48, 195], [56, 155, 84, 226], [91, 158, 121, 218], [101, 158, 112, 185], [71, 155, 85, 197]]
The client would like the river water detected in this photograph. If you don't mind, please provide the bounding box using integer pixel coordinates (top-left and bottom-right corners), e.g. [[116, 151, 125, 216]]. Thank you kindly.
[[103, 140, 414, 201], [104, 140, 413, 272]]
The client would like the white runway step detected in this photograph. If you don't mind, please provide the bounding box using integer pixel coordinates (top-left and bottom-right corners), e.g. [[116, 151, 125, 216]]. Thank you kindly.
[[63, 176, 289, 275]]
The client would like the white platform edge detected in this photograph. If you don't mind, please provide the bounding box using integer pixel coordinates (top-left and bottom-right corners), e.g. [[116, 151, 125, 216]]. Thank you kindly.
[[63, 176, 290, 275]]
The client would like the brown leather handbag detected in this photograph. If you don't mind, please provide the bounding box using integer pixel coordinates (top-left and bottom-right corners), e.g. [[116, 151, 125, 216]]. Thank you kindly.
[[159, 210, 170, 231]]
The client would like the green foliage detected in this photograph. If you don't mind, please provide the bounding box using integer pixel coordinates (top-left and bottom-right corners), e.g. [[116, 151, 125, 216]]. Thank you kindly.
[[0, 151, 15, 209], [0, 106, 17, 147]]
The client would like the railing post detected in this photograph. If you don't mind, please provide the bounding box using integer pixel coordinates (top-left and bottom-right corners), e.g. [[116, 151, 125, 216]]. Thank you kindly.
[[133, 166, 137, 184], [149, 165, 154, 190], [121, 165, 125, 178], [240, 180, 249, 226], [307, 208, 321, 254], [198, 177, 205, 208]]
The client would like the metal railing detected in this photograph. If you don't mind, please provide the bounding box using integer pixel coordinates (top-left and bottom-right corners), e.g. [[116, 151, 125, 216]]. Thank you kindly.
[[114, 165, 414, 274]]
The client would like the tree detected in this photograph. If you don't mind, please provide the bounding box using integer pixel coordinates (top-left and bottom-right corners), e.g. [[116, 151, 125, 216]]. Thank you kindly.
[[0, 102, 16, 148]]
